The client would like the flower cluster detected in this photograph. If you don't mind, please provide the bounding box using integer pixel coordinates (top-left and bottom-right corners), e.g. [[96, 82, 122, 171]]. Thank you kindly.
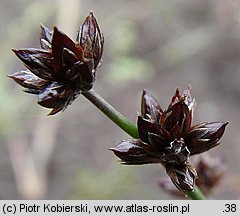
[[9, 12, 104, 115], [110, 87, 228, 192]]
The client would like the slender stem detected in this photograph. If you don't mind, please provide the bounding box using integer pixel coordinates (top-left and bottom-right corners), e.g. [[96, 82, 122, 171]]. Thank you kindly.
[[82, 89, 206, 200], [187, 186, 206, 200], [82, 89, 139, 138]]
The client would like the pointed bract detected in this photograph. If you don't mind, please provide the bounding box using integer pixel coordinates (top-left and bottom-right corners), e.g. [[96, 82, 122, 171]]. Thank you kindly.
[[38, 82, 65, 108], [8, 70, 48, 90], [79, 11, 104, 69], [141, 90, 163, 121], [166, 163, 197, 192], [12, 48, 53, 80], [52, 27, 82, 71], [187, 122, 228, 155], [110, 139, 160, 165], [40, 24, 53, 50]]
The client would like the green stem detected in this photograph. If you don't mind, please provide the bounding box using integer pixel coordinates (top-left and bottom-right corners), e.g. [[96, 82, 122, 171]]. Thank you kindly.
[[187, 186, 206, 200], [82, 89, 139, 138], [82, 89, 206, 200]]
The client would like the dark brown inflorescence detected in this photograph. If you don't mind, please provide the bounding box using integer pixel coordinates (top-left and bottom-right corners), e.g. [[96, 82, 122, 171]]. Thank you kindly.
[[9, 12, 104, 115], [110, 87, 228, 192]]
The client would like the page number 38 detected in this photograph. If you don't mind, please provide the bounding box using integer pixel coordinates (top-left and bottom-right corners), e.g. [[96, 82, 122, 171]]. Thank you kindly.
[[223, 204, 237, 213]]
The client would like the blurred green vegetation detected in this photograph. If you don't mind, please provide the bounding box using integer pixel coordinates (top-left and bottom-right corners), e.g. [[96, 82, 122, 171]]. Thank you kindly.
[[106, 57, 154, 86]]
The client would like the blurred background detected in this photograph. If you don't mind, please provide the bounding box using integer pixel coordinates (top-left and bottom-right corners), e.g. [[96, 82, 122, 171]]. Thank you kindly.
[[1, 0, 240, 199]]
